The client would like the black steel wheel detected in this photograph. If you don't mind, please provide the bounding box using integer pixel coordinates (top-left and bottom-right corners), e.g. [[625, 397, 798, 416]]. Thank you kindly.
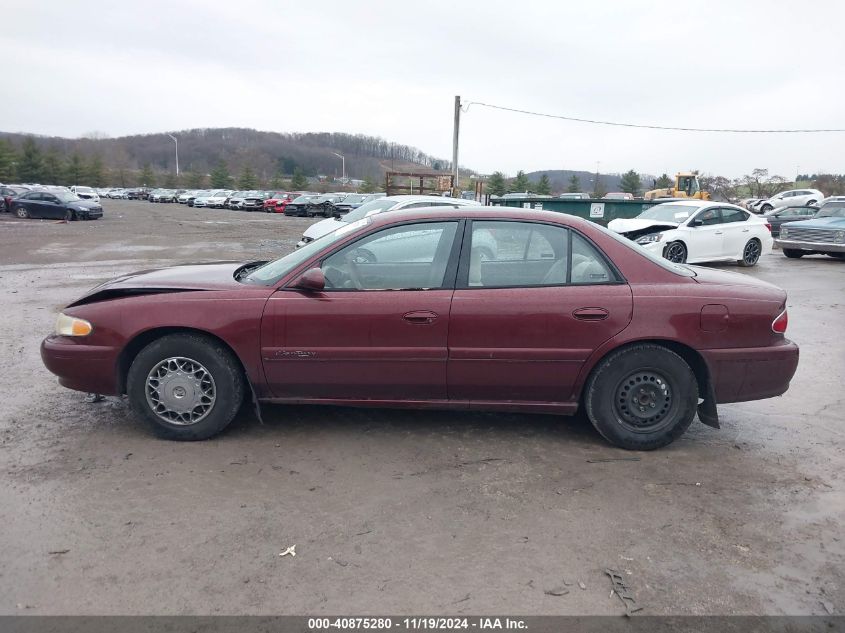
[[584, 344, 698, 450]]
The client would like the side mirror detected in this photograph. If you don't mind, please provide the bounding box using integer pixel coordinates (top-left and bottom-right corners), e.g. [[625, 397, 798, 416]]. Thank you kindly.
[[689, 219, 702, 227], [293, 267, 325, 291]]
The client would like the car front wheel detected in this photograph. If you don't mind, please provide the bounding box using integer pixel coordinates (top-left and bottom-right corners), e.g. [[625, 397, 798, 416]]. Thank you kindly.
[[584, 344, 698, 450], [663, 241, 687, 263], [14, 206, 29, 219], [738, 238, 762, 267], [127, 333, 245, 440], [761, 204, 773, 212]]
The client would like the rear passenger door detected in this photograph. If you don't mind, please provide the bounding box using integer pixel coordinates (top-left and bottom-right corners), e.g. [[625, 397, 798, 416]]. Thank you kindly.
[[719, 207, 752, 258], [447, 220, 633, 405]]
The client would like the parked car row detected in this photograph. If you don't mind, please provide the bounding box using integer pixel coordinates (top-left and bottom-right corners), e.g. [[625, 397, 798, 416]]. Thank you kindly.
[[0, 183, 103, 220]]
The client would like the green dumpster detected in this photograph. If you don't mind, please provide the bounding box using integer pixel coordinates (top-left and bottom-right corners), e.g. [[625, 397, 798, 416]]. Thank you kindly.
[[489, 196, 671, 227]]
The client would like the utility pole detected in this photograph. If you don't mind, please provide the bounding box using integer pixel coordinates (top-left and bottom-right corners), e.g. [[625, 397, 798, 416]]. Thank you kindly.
[[452, 95, 460, 196], [167, 134, 179, 176]]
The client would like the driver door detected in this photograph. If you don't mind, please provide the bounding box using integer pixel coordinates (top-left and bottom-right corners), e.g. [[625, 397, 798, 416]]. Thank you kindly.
[[260, 220, 461, 401], [686, 207, 724, 260]]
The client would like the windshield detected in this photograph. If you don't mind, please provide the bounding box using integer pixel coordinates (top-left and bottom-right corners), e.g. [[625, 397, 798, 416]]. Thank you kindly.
[[342, 198, 397, 223], [817, 203, 845, 218], [291, 195, 314, 204], [638, 204, 696, 223], [75, 187, 94, 193], [592, 222, 696, 277], [244, 218, 373, 285], [342, 194, 366, 204], [56, 192, 82, 203]]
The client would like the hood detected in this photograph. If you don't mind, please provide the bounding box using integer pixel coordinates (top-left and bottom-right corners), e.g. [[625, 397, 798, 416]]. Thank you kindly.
[[607, 217, 680, 235], [69, 200, 102, 209], [785, 216, 845, 229], [67, 262, 251, 307], [303, 217, 344, 240]]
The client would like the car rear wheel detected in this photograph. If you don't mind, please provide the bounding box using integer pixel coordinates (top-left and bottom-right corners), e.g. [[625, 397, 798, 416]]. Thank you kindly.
[[663, 241, 687, 263], [127, 333, 245, 440], [761, 204, 773, 212], [738, 238, 762, 267], [14, 206, 29, 219], [806, 200, 817, 207], [64, 209, 74, 221], [584, 344, 699, 450], [783, 249, 804, 259]]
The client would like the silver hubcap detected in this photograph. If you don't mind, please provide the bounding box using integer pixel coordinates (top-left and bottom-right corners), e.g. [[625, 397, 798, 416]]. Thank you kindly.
[[145, 357, 216, 425], [16, 208, 26, 218]]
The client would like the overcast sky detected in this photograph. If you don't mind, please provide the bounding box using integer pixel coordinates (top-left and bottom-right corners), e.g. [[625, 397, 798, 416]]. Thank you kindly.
[[2, 0, 843, 178]]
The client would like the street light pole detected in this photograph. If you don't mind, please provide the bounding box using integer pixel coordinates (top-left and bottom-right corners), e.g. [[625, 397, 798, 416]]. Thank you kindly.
[[167, 134, 179, 177], [332, 152, 345, 182]]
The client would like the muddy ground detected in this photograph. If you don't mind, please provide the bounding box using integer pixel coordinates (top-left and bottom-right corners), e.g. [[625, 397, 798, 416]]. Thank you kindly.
[[0, 200, 842, 615]]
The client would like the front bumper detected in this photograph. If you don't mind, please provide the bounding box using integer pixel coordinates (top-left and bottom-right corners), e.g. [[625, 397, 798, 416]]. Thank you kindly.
[[775, 239, 845, 253], [41, 336, 120, 395], [701, 339, 799, 404]]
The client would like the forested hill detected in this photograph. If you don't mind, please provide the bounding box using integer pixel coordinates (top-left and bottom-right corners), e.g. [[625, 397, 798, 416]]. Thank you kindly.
[[0, 127, 451, 184]]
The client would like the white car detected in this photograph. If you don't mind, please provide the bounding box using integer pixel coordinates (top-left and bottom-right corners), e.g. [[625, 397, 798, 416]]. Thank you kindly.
[[757, 189, 823, 213], [70, 186, 100, 202], [608, 200, 773, 267], [296, 195, 477, 248], [205, 190, 232, 209]]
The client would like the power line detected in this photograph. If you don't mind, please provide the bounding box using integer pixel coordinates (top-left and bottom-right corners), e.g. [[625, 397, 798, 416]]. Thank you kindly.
[[462, 101, 845, 134]]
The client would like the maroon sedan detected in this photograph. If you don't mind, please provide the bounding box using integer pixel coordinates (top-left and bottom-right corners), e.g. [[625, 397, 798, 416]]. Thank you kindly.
[[41, 208, 798, 450]]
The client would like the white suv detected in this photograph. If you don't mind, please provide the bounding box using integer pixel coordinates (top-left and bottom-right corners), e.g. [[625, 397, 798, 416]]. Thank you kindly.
[[296, 195, 477, 248], [757, 189, 823, 213]]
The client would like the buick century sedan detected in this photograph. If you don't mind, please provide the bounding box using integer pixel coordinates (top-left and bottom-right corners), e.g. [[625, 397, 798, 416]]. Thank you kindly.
[[41, 208, 799, 450]]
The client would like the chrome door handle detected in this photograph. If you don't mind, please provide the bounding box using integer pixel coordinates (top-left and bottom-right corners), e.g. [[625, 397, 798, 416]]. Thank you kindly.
[[714, 231, 723, 235], [403, 310, 438, 324], [742, 228, 750, 232]]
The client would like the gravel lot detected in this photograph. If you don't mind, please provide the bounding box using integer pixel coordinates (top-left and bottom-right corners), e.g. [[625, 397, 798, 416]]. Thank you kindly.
[[1, 200, 842, 616]]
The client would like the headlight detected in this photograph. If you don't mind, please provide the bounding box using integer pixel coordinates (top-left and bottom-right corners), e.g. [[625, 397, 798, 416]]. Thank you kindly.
[[636, 233, 664, 245], [780, 227, 788, 238], [835, 231, 844, 243], [56, 313, 93, 337]]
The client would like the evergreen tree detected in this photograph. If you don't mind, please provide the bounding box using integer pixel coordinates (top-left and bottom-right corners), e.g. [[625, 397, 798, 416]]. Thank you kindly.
[[536, 174, 551, 195], [655, 173, 673, 189], [163, 172, 178, 188], [511, 170, 530, 193], [270, 171, 286, 190], [591, 174, 607, 198], [41, 149, 63, 185], [237, 165, 258, 189], [360, 175, 376, 193], [64, 153, 86, 185], [290, 167, 308, 190], [567, 174, 581, 193], [139, 163, 155, 187], [209, 161, 231, 188], [186, 171, 206, 188], [87, 155, 105, 187], [620, 169, 642, 195], [487, 171, 507, 196], [16, 137, 44, 183], [0, 139, 17, 182]]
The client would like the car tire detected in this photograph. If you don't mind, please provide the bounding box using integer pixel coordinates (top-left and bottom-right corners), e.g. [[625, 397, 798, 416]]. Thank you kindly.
[[783, 249, 804, 259], [761, 204, 773, 212], [738, 238, 762, 267], [65, 209, 75, 221], [806, 200, 817, 207], [14, 205, 29, 219], [127, 333, 245, 441], [584, 344, 699, 451], [663, 241, 687, 263]]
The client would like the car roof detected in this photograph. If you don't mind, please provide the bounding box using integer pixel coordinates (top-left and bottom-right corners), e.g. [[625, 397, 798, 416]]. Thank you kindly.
[[383, 195, 469, 202], [364, 205, 594, 230]]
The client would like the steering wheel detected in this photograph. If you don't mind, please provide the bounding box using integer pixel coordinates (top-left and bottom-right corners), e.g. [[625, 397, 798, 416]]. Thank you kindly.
[[347, 257, 365, 289]]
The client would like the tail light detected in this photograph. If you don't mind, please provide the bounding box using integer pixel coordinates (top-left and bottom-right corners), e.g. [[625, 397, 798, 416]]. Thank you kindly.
[[765, 222, 772, 233], [772, 309, 788, 334]]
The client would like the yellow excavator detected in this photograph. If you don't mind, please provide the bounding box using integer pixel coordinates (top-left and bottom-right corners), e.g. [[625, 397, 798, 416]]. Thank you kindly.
[[644, 172, 710, 201]]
